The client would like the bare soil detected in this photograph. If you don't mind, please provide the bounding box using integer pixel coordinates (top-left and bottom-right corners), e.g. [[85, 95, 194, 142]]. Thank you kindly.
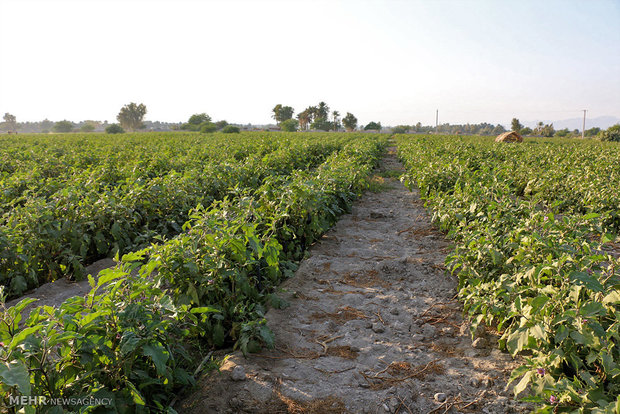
[[178, 148, 532, 414]]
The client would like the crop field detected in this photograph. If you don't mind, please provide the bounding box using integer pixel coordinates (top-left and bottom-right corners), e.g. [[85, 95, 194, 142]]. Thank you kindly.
[[1, 132, 619, 413], [397, 135, 620, 412], [0, 132, 387, 411], [0, 132, 371, 298]]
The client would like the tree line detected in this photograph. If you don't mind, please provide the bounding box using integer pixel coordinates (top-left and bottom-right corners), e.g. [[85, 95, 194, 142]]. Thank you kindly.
[[510, 118, 610, 138], [271, 102, 383, 132]]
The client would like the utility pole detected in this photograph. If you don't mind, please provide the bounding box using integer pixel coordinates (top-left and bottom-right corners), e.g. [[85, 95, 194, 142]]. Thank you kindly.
[[581, 109, 587, 139], [435, 109, 438, 131]]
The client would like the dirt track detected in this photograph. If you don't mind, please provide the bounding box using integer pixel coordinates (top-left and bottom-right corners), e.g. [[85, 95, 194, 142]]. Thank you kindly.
[[179, 148, 531, 414]]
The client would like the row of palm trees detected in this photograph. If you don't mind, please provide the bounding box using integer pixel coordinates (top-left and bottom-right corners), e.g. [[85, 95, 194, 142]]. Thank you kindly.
[[295, 102, 340, 131]]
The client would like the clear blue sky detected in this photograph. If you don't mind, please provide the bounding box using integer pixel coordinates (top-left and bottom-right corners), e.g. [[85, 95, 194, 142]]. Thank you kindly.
[[1, 0, 618, 127]]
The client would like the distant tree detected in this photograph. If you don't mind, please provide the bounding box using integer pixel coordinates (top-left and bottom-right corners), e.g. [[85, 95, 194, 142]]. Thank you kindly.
[[585, 127, 600, 137], [280, 119, 298, 132], [215, 120, 229, 130], [53, 120, 74, 133], [222, 125, 240, 134], [392, 125, 409, 134], [189, 113, 211, 125], [511, 118, 523, 133], [105, 124, 125, 134], [181, 113, 212, 131], [272, 105, 294, 124], [80, 122, 96, 132], [541, 123, 555, 137], [3, 113, 17, 132], [310, 118, 332, 131], [40, 119, 54, 132], [492, 125, 506, 135], [364, 121, 382, 131], [117, 102, 147, 131], [555, 128, 570, 137], [306, 106, 319, 124], [520, 127, 532, 136], [200, 122, 217, 133], [316, 102, 329, 119], [598, 124, 620, 142], [342, 112, 357, 132], [332, 111, 341, 131], [297, 109, 312, 131]]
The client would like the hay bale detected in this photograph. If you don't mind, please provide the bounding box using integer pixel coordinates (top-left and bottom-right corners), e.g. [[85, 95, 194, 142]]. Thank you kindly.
[[495, 131, 523, 143]]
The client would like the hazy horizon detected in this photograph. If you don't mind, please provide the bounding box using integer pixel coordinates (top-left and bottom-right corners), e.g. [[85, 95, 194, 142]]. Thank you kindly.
[[1, 0, 619, 127]]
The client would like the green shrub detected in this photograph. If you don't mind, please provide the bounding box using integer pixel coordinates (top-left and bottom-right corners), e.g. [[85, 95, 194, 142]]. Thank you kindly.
[[200, 122, 217, 133], [598, 124, 620, 142], [280, 119, 298, 132], [105, 124, 125, 134], [222, 125, 240, 134]]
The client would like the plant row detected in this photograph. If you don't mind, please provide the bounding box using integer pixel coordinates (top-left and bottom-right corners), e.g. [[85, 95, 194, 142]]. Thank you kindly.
[[0, 133, 355, 298], [396, 135, 619, 413], [0, 135, 387, 413]]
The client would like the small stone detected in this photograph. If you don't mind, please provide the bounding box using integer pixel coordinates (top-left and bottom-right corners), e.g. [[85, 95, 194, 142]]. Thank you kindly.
[[441, 326, 455, 336], [364, 321, 373, 329], [371, 211, 387, 219], [350, 345, 361, 352], [382, 403, 390, 412], [388, 397, 399, 411], [434, 392, 447, 402], [422, 324, 436, 338], [411, 334, 424, 342], [229, 397, 242, 409], [231, 365, 246, 381], [482, 378, 494, 388], [472, 337, 488, 349], [470, 378, 481, 388], [372, 323, 385, 333], [390, 308, 400, 315]]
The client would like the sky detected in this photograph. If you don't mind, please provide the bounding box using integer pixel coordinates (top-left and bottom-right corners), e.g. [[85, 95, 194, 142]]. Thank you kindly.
[[1, 0, 619, 127]]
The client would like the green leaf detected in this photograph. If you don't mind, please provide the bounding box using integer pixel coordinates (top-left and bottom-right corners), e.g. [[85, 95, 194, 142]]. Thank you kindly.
[[10, 297, 38, 314], [602, 291, 620, 305], [125, 380, 146, 405], [530, 295, 550, 314], [569, 271, 604, 293], [506, 327, 529, 355], [580, 302, 606, 318], [0, 361, 31, 394], [8, 325, 43, 351], [529, 324, 546, 341], [512, 370, 533, 396], [259, 325, 275, 348], [190, 306, 220, 314], [583, 212, 600, 220], [96, 268, 126, 288], [142, 343, 169, 376], [212, 324, 225, 347]]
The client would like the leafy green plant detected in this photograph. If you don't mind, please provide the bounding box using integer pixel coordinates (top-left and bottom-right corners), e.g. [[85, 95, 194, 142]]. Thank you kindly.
[[396, 134, 620, 412]]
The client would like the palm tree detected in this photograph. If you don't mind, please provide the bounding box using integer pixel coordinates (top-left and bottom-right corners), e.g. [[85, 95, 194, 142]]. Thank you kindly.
[[297, 110, 311, 131], [317, 102, 329, 119], [332, 110, 340, 131]]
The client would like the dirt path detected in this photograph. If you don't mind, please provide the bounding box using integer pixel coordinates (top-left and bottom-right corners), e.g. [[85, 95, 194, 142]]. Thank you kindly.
[[179, 148, 530, 414]]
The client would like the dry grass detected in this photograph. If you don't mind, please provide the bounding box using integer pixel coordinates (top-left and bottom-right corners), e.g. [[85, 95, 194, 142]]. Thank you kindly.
[[262, 380, 349, 414], [310, 306, 368, 323], [429, 342, 464, 357], [341, 269, 390, 289], [326, 345, 359, 360], [360, 359, 444, 390]]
